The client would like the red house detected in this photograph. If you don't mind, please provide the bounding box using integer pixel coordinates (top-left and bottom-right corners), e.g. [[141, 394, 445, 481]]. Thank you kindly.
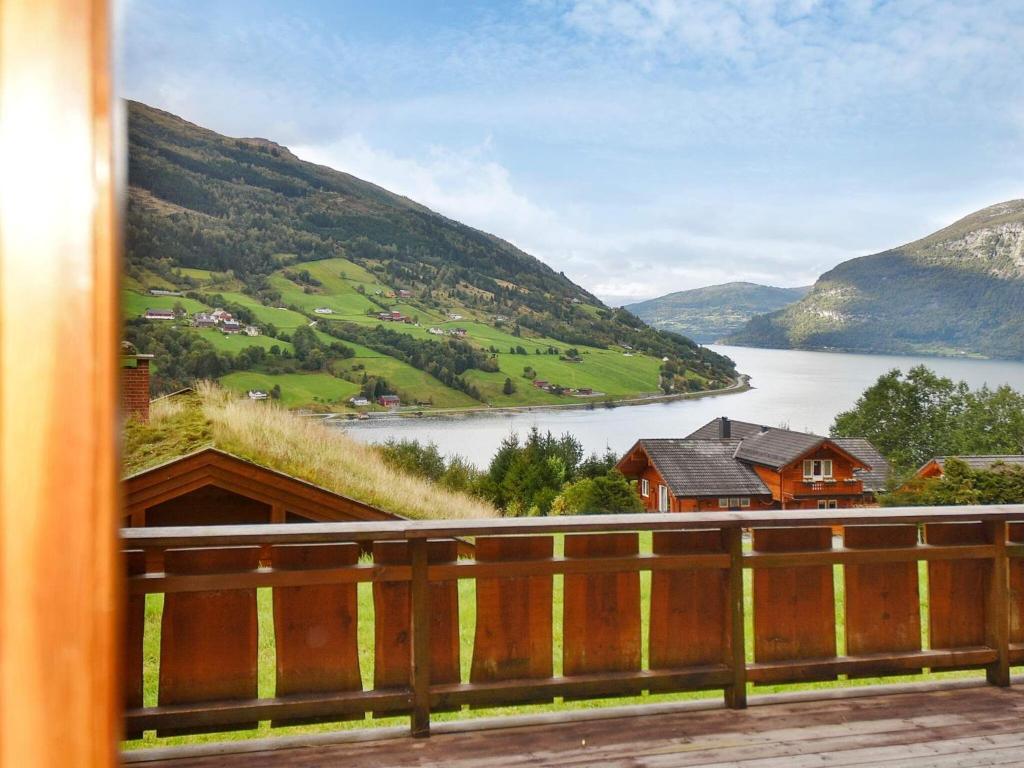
[[617, 417, 889, 512], [378, 394, 400, 407]]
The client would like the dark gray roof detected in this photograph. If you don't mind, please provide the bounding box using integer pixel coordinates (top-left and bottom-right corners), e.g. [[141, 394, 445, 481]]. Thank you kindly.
[[931, 455, 1024, 472], [686, 418, 767, 440], [733, 429, 826, 470], [635, 439, 771, 498], [686, 418, 876, 472], [833, 438, 891, 493]]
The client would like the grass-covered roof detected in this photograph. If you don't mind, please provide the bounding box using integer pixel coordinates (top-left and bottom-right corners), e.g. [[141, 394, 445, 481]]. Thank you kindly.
[[123, 383, 497, 520]]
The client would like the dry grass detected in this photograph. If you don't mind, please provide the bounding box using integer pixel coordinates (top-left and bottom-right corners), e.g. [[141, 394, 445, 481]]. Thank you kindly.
[[125, 382, 498, 520]]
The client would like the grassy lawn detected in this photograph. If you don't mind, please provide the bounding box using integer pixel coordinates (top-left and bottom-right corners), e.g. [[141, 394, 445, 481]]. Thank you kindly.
[[191, 328, 293, 354], [219, 371, 360, 407], [125, 533, 1010, 751], [175, 267, 219, 282], [215, 291, 310, 330], [122, 290, 210, 318]]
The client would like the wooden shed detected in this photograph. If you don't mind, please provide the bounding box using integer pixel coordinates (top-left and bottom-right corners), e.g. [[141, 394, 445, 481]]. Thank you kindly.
[[123, 447, 403, 528]]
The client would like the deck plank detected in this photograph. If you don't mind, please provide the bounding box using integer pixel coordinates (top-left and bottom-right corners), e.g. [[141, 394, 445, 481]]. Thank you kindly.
[[122, 684, 1024, 768]]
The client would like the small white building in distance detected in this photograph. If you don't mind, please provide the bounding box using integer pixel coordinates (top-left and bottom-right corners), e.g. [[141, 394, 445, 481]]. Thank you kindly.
[[349, 396, 370, 407], [247, 390, 269, 400], [428, 327, 445, 335], [314, 307, 334, 314]]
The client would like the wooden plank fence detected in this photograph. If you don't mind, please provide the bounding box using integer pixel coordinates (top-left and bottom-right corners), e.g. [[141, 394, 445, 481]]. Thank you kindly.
[[120, 507, 1024, 740]]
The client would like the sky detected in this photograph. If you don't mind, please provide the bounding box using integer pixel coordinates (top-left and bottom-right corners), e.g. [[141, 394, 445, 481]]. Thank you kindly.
[[118, 0, 1024, 306]]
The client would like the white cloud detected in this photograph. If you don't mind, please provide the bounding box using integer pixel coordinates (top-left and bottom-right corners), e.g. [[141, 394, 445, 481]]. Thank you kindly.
[[119, 0, 1024, 307]]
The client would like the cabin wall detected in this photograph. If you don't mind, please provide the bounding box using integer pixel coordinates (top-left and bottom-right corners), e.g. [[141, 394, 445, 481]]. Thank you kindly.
[[145, 486, 272, 527], [635, 463, 670, 511], [676, 496, 777, 512]]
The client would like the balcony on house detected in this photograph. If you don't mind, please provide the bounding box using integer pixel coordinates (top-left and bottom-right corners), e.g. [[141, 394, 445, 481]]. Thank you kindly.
[[119, 506, 1024, 767]]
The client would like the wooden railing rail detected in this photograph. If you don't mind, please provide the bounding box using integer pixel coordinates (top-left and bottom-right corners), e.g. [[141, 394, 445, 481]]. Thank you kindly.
[[120, 506, 1024, 742]]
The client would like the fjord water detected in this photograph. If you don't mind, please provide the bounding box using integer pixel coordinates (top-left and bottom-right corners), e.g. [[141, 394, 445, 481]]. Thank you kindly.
[[337, 345, 1024, 467]]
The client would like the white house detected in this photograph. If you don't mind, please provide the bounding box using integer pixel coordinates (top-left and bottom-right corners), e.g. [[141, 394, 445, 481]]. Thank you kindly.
[[313, 307, 333, 315]]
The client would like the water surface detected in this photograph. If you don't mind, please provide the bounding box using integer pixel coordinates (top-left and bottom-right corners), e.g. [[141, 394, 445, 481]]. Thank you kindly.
[[336, 346, 1024, 467]]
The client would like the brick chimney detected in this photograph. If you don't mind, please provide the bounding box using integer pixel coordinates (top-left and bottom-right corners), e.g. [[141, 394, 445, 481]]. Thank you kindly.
[[718, 416, 731, 438], [121, 351, 154, 421]]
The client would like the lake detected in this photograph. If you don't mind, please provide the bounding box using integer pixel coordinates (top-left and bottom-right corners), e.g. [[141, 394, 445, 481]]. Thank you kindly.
[[334, 345, 1024, 467]]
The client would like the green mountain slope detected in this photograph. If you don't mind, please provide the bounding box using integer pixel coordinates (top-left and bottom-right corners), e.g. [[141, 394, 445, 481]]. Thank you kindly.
[[124, 101, 736, 408], [727, 200, 1024, 359], [626, 282, 810, 343]]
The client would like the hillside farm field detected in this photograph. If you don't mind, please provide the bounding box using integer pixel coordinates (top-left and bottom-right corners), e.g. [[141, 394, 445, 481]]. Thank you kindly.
[[125, 536, 1003, 751], [219, 371, 360, 407]]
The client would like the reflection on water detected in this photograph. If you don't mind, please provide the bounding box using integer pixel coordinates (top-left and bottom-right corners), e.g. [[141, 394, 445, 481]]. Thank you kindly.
[[334, 345, 1024, 467]]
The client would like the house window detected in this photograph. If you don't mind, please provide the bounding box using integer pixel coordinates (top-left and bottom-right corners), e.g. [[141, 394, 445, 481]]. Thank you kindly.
[[658, 484, 669, 512], [640, 478, 650, 497], [817, 500, 839, 509], [720, 497, 750, 509], [803, 459, 833, 480]]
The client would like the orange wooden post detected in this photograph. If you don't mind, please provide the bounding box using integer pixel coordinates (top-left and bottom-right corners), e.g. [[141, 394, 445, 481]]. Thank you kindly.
[[471, 536, 554, 686], [271, 543, 363, 726], [926, 523, 989, 649], [844, 526, 921, 657], [724, 527, 747, 708], [985, 520, 1010, 687], [409, 538, 432, 737], [563, 534, 642, 678], [0, 0, 120, 765], [752, 527, 836, 682]]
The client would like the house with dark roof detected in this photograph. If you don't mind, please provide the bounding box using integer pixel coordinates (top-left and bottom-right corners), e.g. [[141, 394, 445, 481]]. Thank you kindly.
[[617, 417, 890, 512], [914, 454, 1024, 480]]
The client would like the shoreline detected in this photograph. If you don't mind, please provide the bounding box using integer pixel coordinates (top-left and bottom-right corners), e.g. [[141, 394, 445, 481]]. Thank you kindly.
[[321, 374, 752, 423]]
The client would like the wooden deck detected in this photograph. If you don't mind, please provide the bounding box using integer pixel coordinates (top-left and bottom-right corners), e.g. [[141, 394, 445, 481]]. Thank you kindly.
[[125, 683, 1024, 767]]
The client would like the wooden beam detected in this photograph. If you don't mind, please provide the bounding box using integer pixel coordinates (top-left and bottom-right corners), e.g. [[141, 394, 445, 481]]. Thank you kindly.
[[0, 1, 119, 766], [986, 520, 1011, 686], [724, 527, 747, 709], [409, 539, 431, 737]]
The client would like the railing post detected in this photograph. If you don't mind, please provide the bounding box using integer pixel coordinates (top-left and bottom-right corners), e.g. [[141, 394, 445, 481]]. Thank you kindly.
[[985, 520, 1010, 687], [409, 538, 432, 736], [724, 526, 747, 708]]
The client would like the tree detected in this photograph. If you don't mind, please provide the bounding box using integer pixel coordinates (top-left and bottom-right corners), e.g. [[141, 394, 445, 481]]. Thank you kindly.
[[832, 366, 1024, 479], [290, 325, 323, 362], [551, 471, 643, 515], [882, 458, 1024, 506], [502, 377, 516, 395], [270, 384, 281, 400]]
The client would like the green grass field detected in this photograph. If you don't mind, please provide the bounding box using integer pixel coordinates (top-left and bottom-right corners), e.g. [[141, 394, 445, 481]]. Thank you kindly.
[[175, 267, 218, 282], [124, 254, 718, 412], [122, 290, 210, 318], [214, 292, 311, 330], [125, 534, 1010, 751], [219, 371, 360, 407], [192, 328, 294, 354]]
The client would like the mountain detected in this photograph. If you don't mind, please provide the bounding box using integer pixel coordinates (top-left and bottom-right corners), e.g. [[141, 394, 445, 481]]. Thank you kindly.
[[123, 101, 737, 409], [727, 200, 1024, 359], [626, 282, 810, 343]]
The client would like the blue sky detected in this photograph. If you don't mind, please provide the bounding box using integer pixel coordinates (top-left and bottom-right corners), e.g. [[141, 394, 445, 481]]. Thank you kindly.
[[119, 0, 1024, 305]]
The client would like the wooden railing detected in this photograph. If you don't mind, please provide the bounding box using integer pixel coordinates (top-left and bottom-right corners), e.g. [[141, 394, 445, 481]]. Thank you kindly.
[[121, 507, 1024, 741]]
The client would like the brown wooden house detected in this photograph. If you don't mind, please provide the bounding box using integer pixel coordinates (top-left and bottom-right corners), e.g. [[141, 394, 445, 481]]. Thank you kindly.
[[123, 447, 404, 528], [617, 417, 890, 511], [915, 454, 1024, 480]]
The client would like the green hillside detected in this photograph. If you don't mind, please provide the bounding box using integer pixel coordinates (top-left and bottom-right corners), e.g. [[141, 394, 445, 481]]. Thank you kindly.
[[122, 100, 737, 409], [626, 282, 809, 343], [727, 200, 1024, 359]]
